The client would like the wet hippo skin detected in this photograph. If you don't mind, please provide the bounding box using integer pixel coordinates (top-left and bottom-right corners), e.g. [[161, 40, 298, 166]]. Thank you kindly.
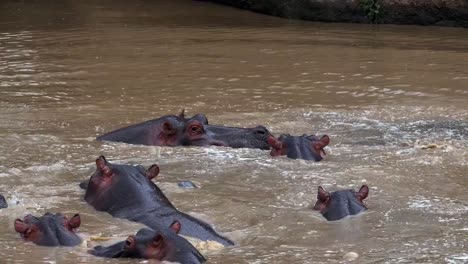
[[90, 221, 206, 263], [312, 185, 369, 221], [14, 213, 81, 246], [84, 156, 234, 246], [96, 110, 272, 149], [268, 134, 330, 161]]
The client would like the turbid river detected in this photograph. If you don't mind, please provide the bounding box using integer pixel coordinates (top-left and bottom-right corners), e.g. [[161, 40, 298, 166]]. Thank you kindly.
[[0, 0, 467, 263]]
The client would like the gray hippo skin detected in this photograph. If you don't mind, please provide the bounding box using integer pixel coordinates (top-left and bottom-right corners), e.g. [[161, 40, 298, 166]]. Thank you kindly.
[[14, 213, 81, 246], [84, 156, 234, 246], [96, 110, 272, 149], [186, 119, 271, 149], [313, 185, 369, 221], [0, 194, 7, 208], [96, 110, 194, 146], [90, 222, 205, 263], [268, 134, 330, 161]]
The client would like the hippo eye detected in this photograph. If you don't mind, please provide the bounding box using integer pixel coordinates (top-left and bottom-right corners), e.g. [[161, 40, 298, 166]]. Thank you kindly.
[[190, 125, 202, 134]]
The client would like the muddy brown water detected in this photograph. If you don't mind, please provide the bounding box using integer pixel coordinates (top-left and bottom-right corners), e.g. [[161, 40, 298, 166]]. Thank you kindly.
[[0, 0, 467, 263]]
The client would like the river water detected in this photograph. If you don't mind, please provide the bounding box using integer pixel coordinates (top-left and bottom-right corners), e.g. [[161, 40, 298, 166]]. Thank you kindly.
[[0, 0, 467, 263]]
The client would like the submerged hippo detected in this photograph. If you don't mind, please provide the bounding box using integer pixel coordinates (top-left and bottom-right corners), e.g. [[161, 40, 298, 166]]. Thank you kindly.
[[0, 194, 7, 208], [184, 118, 271, 149], [90, 221, 205, 263], [14, 213, 81, 246], [268, 134, 330, 161], [96, 110, 192, 146], [83, 156, 234, 246], [312, 185, 369, 221], [96, 110, 271, 149]]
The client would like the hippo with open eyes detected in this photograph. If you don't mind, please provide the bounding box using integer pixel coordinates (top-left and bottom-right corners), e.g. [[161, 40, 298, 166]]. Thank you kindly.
[[90, 221, 206, 263], [97, 110, 272, 149], [14, 213, 81, 246]]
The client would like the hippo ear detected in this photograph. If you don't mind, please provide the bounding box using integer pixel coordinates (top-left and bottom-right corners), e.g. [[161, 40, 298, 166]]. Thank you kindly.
[[152, 234, 165, 249], [162, 121, 177, 136], [312, 135, 330, 149], [146, 164, 160, 180], [178, 109, 185, 119], [68, 214, 81, 229], [14, 219, 28, 233], [357, 185, 369, 201], [169, 221, 181, 234], [124, 235, 136, 250], [96, 156, 112, 176], [267, 136, 283, 150], [317, 186, 330, 202]]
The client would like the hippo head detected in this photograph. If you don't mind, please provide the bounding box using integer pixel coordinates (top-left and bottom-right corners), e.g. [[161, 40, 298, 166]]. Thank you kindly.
[[84, 156, 164, 213], [0, 194, 7, 209], [96, 110, 195, 146], [268, 134, 330, 161], [89, 222, 206, 263], [14, 213, 81, 246], [183, 116, 272, 149], [312, 185, 369, 221]]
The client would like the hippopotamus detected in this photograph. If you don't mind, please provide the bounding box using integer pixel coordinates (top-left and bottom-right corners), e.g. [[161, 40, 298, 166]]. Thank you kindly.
[[184, 118, 271, 149], [96, 110, 271, 149], [268, 134, 330, 161], [90, 221, 205, 263], [96, 110, 194, 146], [14, 213, 81, 246], [312, 185, 369, 221], [0, 194, 7, 208], [83, 156, 234, 246]]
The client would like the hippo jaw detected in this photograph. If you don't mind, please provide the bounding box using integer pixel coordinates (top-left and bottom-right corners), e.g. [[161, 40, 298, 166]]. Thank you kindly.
[[313, 185, 369, 221], [14, 213, 81, 246], [268, 134, 330, 161]]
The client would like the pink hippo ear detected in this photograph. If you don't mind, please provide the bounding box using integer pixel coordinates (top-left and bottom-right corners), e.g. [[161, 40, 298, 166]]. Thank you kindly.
[[357, 185, 369, 201], [146, 164, 160, 180], [96, 156, 112, 177], [267, 136, 285, 157], [14, 219, 28, 233], [312, 135, 330, 155], [152, 234, 165, 249], [169, 221, 181, 234], [317, 186, 330, 202], [68, 214, 81, 229], [162, 121, 176, 136]]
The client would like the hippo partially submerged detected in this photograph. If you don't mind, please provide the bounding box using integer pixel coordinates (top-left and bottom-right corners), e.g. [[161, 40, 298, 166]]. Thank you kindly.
[[96, 110, 271, 149], [14, 213, 81, 246], [90, 221, 205, 263], [83, 156, 234, 246], [268, 134, 330, 161], [312, 185, 369, 221], [0, 194, 7, 209]]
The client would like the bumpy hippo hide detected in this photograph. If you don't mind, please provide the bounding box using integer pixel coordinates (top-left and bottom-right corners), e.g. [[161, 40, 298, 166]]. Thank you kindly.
[[90, 221, 205, 263], [83, 156, 234, 246], [14, 213, 81, 246], [312, 185, 369, 221], [268, 134, 330, 161]]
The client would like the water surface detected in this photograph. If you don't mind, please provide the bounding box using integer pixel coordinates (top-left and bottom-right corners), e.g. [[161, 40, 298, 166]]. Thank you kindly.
[[0, 0, 467, 263]]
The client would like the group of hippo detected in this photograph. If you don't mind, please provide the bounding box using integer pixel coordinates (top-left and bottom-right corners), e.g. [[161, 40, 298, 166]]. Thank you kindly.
[[2, 110, 370, 263]]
